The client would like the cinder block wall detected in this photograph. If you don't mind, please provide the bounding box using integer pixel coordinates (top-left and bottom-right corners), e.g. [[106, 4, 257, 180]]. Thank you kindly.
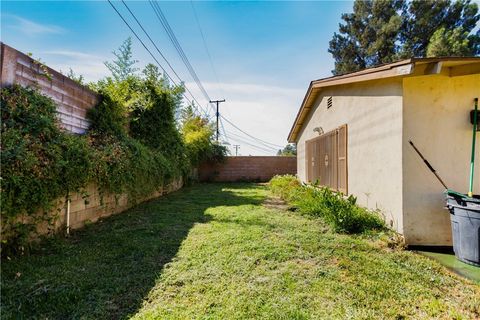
[[1, 43, 184, 237], [199, 156, 297, 182], [35, 180, 183, 236], [0, 42, 99, 134]]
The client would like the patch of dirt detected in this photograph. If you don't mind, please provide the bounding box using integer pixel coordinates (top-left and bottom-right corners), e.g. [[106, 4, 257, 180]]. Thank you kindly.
[[263, 197, 290, 211]]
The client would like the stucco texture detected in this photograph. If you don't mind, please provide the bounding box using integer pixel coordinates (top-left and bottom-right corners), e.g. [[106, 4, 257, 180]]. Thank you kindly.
[[295, 71, 479, 246], [296, 78, 404, 232], [402, 73, 480, 245]]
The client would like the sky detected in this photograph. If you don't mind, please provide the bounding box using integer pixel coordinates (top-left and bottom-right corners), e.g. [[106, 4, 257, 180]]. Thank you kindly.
[[1, 0, 353, 155]]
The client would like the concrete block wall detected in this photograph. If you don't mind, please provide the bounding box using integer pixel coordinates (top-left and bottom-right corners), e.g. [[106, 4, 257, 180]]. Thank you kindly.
[[36, 179, 183, 236], [0, 42, 99, 134], [199, 156, 297, 182], [0, 43, 185, 237]]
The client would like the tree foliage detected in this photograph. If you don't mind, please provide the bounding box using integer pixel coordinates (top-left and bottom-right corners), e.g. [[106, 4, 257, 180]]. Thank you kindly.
[[104, 37, 139, 81], [426, 27, 472, 57], [65, 68, 85, 85], [277, 144, 297, 156], [1, 39, 222, 255], [329, 0, 404, 75], [1, 86, 94, 252], [181, 105, 228, 165], [329, 0, 480, 75]]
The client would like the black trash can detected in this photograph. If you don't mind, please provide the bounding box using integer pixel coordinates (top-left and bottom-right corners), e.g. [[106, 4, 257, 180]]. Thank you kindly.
[[446, 195, 480, 266]]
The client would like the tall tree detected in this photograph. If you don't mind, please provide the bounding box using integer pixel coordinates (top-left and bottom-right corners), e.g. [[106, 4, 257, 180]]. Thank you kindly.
[[400, 0, 479, 57], [329, 0, 404, 75], [104, 37, 139, 81], [329, 0, 480, 75], [426, 27, 473, 57]]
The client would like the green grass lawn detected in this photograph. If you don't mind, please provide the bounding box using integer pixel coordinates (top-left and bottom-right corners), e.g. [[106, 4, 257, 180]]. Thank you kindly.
[[2, 183, 479, 319]]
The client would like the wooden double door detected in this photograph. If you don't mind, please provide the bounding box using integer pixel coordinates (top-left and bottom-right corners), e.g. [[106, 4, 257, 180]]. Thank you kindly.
[[305, 124, 347, 194]]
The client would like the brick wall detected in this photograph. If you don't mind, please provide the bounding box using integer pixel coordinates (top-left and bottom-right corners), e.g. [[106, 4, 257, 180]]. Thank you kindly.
[[0, 42, 99, 134], [198, 156, 297, 182]]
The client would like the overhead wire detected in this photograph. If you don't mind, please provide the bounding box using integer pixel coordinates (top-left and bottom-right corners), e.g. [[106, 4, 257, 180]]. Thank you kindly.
[[190, 0, 225, 100], [219, 117, 229, 143], [111, 0, 281, 155], [107, 0, 208, 117], [220, 114, 284, 149], [121, 0, 209, 117], [228, 135, 278, 154], [150, 0, 213, 111], [226, 131, 278, 152]]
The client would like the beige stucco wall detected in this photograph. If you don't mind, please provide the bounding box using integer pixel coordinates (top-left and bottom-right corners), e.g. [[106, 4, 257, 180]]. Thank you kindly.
[[296, 78, 404, 232], [402, 73, 480, 245]]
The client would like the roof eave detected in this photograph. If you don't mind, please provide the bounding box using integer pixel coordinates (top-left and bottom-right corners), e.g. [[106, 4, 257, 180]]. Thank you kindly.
[[287, 59, 415, 143]]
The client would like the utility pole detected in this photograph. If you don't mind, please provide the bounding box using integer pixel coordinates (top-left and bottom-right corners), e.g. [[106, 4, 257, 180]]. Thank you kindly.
[[209, 99, 225, 141], [233, 144, 240, 156]]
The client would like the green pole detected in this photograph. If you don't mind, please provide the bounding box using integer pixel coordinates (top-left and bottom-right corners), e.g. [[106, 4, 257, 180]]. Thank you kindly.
[[468, 98, 478, 198]]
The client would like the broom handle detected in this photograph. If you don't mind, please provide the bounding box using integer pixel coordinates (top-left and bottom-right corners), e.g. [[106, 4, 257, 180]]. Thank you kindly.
[[409, 140, 448, 190], [468, 98, 478, 198]]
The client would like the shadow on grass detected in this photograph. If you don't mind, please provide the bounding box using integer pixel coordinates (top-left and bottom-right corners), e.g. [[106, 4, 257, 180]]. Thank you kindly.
[[1, 183, 265, 319]]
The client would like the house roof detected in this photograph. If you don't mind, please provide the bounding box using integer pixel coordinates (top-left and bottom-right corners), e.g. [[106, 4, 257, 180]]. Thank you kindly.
[[288, 57, 480, 143]]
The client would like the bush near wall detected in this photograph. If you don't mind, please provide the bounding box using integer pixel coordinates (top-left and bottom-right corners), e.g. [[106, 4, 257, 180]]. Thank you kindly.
[[0, 83, 197, 255], [269, 175, 385, 233]]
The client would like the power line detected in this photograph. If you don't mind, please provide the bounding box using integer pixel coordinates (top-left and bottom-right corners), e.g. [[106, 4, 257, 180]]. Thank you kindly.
[[219, 117, 229, 143], [226, 131, 278, 152], [228, 136, 277, 154], [150, 0, 212, 108], [111, 0, 280, 155], [220, 114, 284, 149], [107, 0, 208, 117], [190, 0, 225, 99], [121, 0, 208, 117]]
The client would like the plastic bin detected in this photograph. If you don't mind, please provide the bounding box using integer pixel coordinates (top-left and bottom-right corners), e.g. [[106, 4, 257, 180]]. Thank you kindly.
[[446, 195, 480, 266]]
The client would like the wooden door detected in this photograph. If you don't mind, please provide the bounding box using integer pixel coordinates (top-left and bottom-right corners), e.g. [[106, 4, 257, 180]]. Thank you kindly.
[[305, 124, 348, 193]]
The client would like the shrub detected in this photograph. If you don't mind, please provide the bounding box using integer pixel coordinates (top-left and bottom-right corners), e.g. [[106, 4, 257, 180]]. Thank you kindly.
[[180, 105, 228, 166], [1, 86, 94, 253], [1, 48, 225, 255], [0, 84, 188, 255], [269, 175, 385, 234], [87, 93, 128, 137], [269, 175, 301, 201]]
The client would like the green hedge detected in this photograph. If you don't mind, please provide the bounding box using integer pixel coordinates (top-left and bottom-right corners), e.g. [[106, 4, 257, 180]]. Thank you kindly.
[[0, 85, 187, 255], [269, 175, 385, 233]]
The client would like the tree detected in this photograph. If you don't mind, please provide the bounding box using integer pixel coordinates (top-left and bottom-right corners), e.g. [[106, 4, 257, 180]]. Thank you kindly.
[[104, 37, 139, 81], [426, 27, 472, 57], [329, 0, 480, 75], [329, 0, 405, 75], [181, 105, 227, 164], [277, 144, 297, 156], [400, 0, 479, 58]]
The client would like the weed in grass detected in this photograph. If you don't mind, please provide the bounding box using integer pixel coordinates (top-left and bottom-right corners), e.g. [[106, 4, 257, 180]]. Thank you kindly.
[[269, 175, 385, 234]]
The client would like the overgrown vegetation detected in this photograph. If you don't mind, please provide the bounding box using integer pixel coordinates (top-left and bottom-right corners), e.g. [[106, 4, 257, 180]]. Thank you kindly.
[[181, 105, 227, 165], [269, 175, 385, 233], [329, 0, 480, 75], [0, 86, 92, 250], [0, 39, 226, 255], [2, 183, 478, 319]]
